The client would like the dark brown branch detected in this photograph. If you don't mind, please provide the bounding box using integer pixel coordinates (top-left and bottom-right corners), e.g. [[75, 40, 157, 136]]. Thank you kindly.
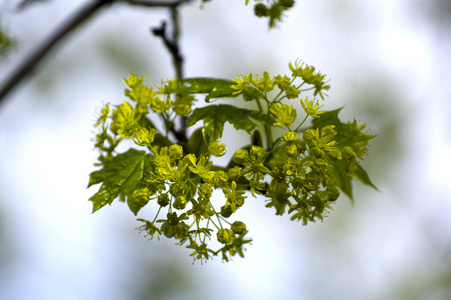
[[0, 0, 186, 107], [125, 0, 184, 7], [0, 0, 113, 106], [151, 5, 187, 142]]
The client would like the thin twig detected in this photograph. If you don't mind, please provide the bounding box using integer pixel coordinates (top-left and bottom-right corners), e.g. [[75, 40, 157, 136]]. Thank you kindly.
[[125, 0, 183, 7], [151, 5, 187, 142], [171, 5, 188, 142]]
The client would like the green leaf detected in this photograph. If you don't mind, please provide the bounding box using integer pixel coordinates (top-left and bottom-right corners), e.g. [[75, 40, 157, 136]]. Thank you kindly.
[[173, 78, 263, 102], [178, 78, 237, 102], [311, 108, 376, 150], [187, 104, 270, 140], [311, 108, 378, 200], [355, 163, 378, 190], [138, 115, 156, 130], [88, 149, 152, 213], [186, 127, 209, 156], [153, 133, 173, 148], [127, 194, 144, 216], [333, 159, 354, 202], [87, 169, 105, 188], [311, 108, 344, 133]]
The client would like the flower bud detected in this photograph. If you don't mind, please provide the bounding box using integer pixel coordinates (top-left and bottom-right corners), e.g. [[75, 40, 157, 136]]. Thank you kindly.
[[326, 188, 340, 201], [280, 0, 295, 8], [254, 3, 268, 17], [250, 145, 266, 158], [168, 144, 183, 161], [173, 196, 187, 210], [217, 228, 234, 244], [285, 85, 300, 99], [283, 131, 298, 141], [157, 193, 170, 207], [311, 147, 324, 158], [134, 127, 156, 146], [228, 166, 243, 181], [133, 188, 150, 207], [220, 205, 232, 218], [198, 183, 213, 198], [208, 140, 227, 157], [233, 149, 249, 164], [285, 143, 297, 155], [231, 221, 247, 234], [342, 146, 356, 159]]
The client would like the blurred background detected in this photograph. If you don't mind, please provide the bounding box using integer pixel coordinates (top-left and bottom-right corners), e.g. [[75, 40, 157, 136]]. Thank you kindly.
[[1, 0, 450, 299]]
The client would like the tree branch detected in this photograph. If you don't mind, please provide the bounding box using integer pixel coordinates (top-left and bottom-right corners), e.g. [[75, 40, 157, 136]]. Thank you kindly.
[[0, 0, 113, 106], [151, 5, 188, 142], [0, 0, 186, 107], [124, 0, 184, 7]]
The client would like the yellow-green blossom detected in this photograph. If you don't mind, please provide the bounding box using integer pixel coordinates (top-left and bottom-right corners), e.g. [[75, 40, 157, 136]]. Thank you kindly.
[[133, 127, 156, 147], [283, 131, 298, 141], [110, 101, 138, 138], [301, 96, 325, 118], [252, 71, 275, 93], [231, 73, 253, 95], [123, 74, 155, 114], [150, 96, 171, 113], [285, 85, 300, 99], [274, 75, 291, 91], [173, 94, 196, 116], [269, 103, 297, 127], [208, 140, 227, 157], [217, 228, 234, 244], [95, 102, 110, 127]]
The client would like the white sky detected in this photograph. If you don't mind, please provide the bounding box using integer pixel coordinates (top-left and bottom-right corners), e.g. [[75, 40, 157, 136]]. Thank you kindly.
[[1, 0, 451, 299]]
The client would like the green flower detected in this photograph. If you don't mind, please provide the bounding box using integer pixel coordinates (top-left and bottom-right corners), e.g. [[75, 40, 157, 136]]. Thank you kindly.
[[110, 101, 138, 138], [136, 219, 162, 240], [123, 74, 155, 114], [231, 221, 247, 234], [188, 199, 215, 222], [301, 96, 325, 118], [157, 193, 170, 207], [132, 187, 151, 207], [222, 186, 246, 213], [217, 228, 234, 244], [288, 60, 330, 99], [283, 131, 298, 141], [133, 127, 156, 146], [168, 144, 184, 161], [189, 155, 214, 180], [285, 85, 300, 99], [231, 73, 253, 95], [187, 240, 215, 263], [252, 71, 275, 93], [233, 149, 250, 165], [198, 183, 213, 199], [158, 212, 189, 239], [173, 94, 196, 116], [150, 96, 171, 113], [270, 103, 297, 128], [95, 102, 110, 127], [228, 166, 243, 181], [208, 140, 227, 157], [274, 75, 291, 91]]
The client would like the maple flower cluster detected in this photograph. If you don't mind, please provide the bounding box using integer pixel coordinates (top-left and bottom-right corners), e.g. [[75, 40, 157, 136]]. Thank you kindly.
[[90, 60, 375, 263]]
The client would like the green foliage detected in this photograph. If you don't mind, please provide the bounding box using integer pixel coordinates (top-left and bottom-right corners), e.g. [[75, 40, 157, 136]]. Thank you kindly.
[[246, 0, 297, 28], [0, 27, 16, 60], [89, 59, 377, 263], [187, 104, 270, 140]]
